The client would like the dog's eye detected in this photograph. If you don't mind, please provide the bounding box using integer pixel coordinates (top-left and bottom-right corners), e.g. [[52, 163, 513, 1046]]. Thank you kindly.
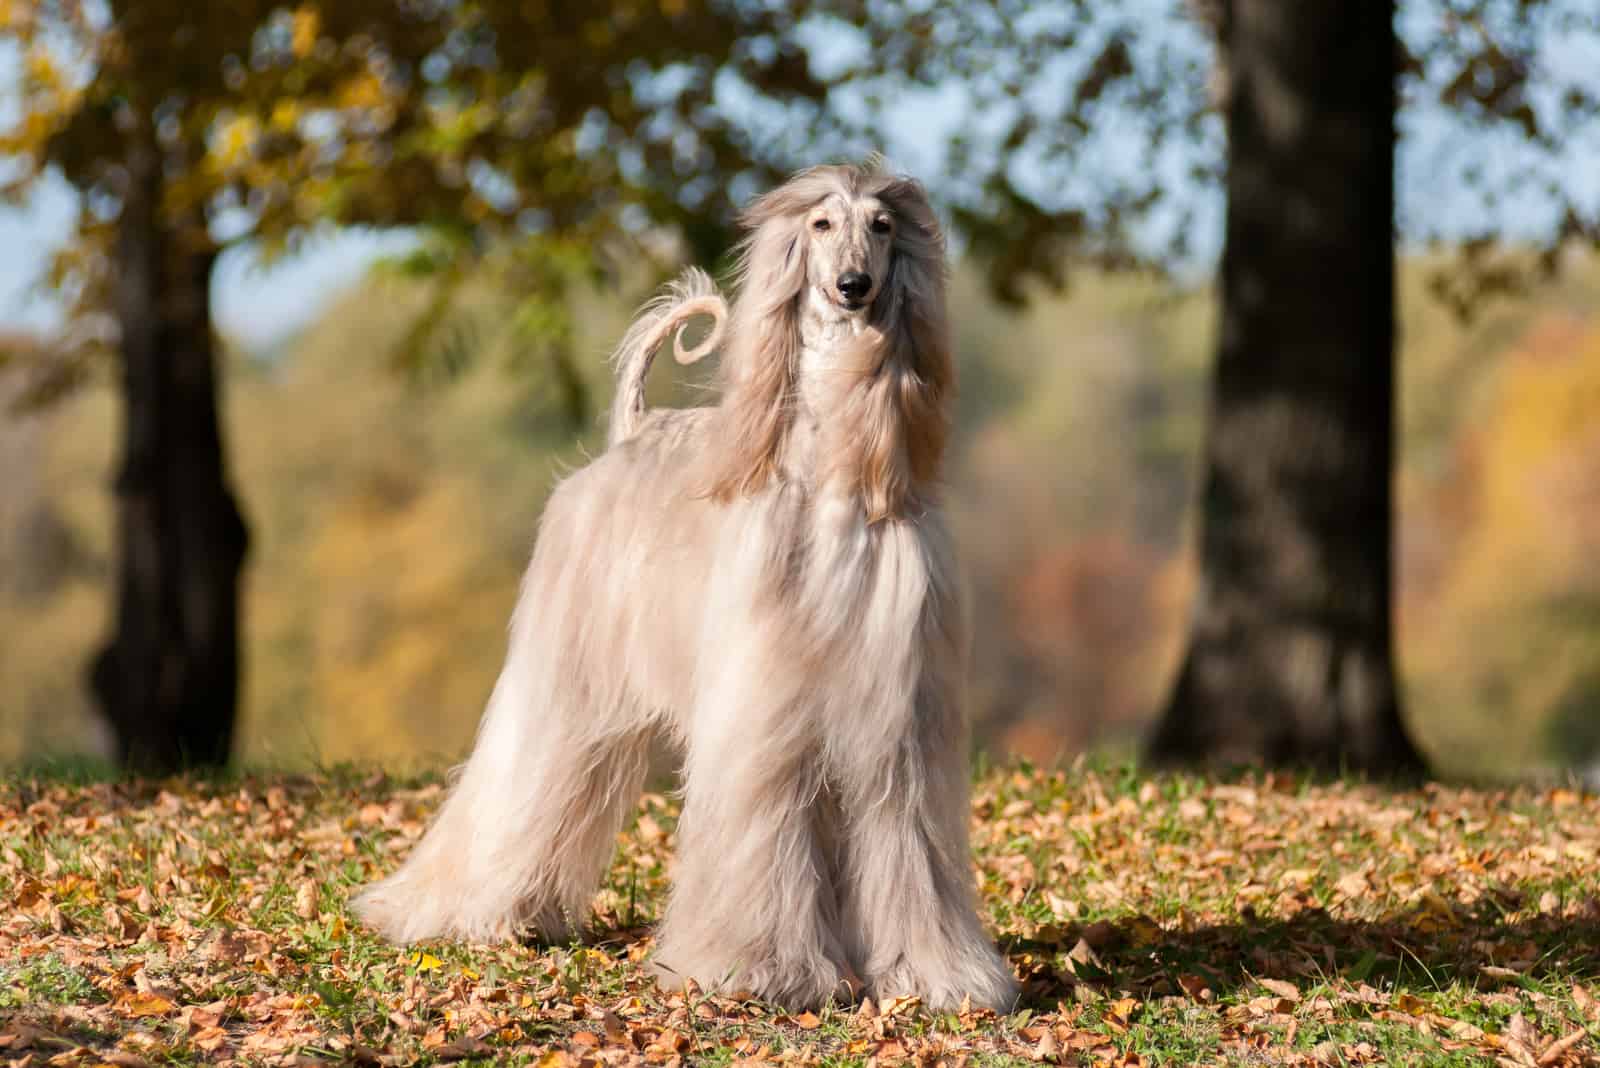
[[871, 217, 892, 234], [811, 218, 831, 232]]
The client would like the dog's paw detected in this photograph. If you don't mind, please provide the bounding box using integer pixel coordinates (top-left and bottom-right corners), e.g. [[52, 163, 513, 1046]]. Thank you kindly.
[[869, 948, 1018, 1014], [352, 874, 574, 946], [349, 884, 425, 943], [648, 947, 854, 1011]]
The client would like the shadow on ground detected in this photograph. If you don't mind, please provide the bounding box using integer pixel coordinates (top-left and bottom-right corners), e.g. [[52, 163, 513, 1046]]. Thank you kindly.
[[1004, 900, 1600, 1009]]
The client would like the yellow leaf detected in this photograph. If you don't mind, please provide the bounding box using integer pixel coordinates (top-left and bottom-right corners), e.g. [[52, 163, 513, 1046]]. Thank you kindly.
[[121, 992, 176, 1018], [269, 99, 301, 132], [1393, 992, 1427, 1015], [291, 5, 320, 58], [212, 114, 259, 169], [1102, 996, 1139, 1032], [24, 49, 58, 90], [337, 73, 386, 111], [410, 951, 443, 972], [327, 914, 346, 939]]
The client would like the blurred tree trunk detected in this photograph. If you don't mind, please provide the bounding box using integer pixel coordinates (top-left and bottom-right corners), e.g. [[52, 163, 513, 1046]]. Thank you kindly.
[[1147, 0, 1426, 774], [91, 130, 249, 774]]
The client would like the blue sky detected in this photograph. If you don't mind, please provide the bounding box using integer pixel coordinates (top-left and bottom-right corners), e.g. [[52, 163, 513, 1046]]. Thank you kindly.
[[0, 174, 411, 349]]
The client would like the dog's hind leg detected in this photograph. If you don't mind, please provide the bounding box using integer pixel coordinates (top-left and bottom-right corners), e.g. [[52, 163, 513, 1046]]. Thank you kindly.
[[353, 665, 651, 944], [353, 517, 652, 945]]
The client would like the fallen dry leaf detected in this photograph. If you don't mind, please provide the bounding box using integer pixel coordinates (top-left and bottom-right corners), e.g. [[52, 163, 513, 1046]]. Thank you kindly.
[[1258, 977, 1300, 1002], [117, 992, 175, 1018], [1537, 1029, 1588, 1066], [294, 878, 319, 919]]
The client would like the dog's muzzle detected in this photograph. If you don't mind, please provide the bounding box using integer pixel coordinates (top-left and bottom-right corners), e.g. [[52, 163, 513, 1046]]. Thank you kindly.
[[837, 271, 873, 308]]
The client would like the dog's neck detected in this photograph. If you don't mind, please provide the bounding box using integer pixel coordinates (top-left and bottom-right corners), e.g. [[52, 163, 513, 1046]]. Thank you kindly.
[[786, 286, 871, 480]]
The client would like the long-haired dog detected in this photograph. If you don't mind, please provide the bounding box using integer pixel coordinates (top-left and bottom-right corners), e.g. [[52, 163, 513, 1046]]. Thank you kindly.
[[354, 161, 1017, 1013]]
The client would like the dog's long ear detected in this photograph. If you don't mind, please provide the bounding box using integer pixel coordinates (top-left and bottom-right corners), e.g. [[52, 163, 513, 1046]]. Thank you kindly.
[[702, 185, 811, 500], [876, 175, 953, 405], [841, 176, 953, 520]]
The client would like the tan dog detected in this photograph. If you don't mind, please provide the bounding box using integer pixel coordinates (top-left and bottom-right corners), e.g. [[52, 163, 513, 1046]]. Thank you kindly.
[[354, 162, 1017, 1013]]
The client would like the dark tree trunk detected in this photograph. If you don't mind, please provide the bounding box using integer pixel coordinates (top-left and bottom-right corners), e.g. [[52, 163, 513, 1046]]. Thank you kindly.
[[1147, 0, 1426, 774], [91, 135, 249, 774]]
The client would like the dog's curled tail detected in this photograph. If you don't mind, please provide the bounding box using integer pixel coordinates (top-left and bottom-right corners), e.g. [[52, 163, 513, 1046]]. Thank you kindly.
[[608, 267, 728, 446]]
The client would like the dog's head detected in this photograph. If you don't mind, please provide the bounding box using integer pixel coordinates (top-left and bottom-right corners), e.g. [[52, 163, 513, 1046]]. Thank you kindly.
[[736, 162, 945, 326], [787, 176, 896, 317], [706, 161, 952, 515]]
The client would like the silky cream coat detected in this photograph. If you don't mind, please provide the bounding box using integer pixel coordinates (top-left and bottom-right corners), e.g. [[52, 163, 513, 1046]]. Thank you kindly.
[[354, 163, 1017, 1013]]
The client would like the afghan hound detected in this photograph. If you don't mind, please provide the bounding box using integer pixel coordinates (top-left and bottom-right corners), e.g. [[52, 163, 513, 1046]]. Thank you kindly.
[[353, 161, 1017, 1013]]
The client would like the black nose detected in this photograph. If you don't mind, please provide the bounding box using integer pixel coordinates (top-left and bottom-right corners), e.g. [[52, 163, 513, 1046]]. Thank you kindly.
[[837, 272, 872, 300]]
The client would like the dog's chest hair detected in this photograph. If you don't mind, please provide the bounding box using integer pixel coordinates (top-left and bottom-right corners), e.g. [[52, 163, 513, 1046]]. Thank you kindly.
[[769, 489, 935, 667], [796, 298, 866, 397]]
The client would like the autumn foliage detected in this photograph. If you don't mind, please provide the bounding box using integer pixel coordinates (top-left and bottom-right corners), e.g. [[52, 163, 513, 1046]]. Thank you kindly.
[[1399, 272, 1600, 774]]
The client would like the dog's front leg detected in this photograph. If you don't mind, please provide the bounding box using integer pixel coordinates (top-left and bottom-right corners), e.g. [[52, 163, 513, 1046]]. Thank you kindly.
[[650, 690, 855, 1011], [836, 675, 1019, 1014]]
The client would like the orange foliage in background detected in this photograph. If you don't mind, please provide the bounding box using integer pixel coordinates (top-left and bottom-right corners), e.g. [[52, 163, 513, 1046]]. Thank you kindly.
[[998, 537, 1193, 762], [1399, 296, 1600, 773]]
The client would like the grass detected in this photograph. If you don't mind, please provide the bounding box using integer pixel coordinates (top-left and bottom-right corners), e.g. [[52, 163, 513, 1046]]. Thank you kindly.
[[2, 761, 1598, 1066]]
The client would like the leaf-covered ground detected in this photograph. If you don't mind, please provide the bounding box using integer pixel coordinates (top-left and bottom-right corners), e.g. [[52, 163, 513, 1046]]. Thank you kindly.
[[3, 763, 1600, 1067]]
